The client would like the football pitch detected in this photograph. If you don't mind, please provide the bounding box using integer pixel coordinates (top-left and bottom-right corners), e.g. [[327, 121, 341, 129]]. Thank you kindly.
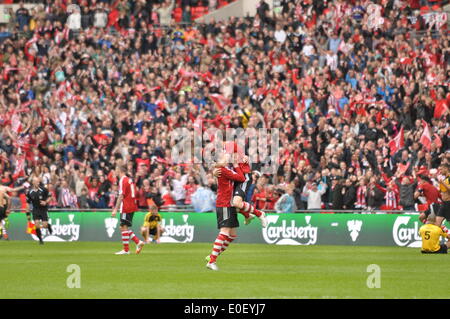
[[1, 241, 449, 299]]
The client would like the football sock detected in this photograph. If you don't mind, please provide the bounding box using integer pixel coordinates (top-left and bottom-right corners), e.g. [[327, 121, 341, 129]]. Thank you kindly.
[[209, 232, 228, 264], [1, 221, 7, 239], [220, 235, 236, 255], [36, 228, 43, 242], [241, 202, 262, 217], [129, 231, 140, 244], [122, 230, 130, 252], [47, 223, 53, 235], [237, 208, 250, 219]]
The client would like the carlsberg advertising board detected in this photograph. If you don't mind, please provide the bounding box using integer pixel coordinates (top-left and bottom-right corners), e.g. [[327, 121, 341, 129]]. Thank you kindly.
[[5, 211, 446, 247]]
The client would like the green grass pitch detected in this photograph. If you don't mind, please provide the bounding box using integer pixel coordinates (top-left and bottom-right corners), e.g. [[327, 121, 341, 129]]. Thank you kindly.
[[1, 241, 449, 299]]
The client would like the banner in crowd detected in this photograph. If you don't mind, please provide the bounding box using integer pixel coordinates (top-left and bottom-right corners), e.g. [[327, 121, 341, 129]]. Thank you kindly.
[[5, 212, 448, 247]]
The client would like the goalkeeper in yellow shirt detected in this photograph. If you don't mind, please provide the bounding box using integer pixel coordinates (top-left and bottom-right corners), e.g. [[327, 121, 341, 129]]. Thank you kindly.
[[141, 199, 164, 244], [419, 214, 450, 254]]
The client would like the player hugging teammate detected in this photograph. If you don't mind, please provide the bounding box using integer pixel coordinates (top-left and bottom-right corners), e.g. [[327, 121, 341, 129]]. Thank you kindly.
[[206, 144, 268, 271], [418, 164, 450, 254]]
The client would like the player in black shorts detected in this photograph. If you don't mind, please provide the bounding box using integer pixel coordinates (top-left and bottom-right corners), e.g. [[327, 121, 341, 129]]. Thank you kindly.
[[0, 183, 27, 240], [25, 177, 53, 245], [420, 202, 442, 223], [434, 164, 450, 228], [0, 199, 9, 240]]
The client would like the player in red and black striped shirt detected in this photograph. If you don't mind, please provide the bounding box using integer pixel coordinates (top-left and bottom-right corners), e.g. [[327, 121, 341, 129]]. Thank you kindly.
[[206, 151, 245, 271], [111, 165, 145, 255]]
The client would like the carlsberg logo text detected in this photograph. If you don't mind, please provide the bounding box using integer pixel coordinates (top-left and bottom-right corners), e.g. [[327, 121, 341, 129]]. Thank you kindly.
[[45, 218, 80, 241], [161, 219, 194, 243], [392, 216, 421, 248], [263, 216, 318, 245]]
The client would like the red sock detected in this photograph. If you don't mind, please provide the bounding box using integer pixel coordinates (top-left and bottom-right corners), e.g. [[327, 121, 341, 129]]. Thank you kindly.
[[238, 209, 250, 219], [241, 202, 262, 217], [129, 231, 140, 244], [209, 232, 228, 263], [220, 235, 236, 254], [122, 230, 130, 252]]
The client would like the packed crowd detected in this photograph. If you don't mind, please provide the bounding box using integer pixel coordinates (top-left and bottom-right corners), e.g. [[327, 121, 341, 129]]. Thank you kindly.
[[0, 0, 448, 213]]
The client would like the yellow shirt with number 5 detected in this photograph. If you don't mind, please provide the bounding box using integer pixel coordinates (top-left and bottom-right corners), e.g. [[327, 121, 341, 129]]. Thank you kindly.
[[419, 224, 448, 253]]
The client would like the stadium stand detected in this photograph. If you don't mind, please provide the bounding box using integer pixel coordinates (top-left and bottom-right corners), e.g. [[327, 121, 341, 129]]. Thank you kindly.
[[0, 0, 448, 213]]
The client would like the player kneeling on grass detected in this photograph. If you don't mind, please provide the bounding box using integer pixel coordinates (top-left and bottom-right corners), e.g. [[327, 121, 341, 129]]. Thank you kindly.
[[141, 202, 164, 244], [111, 166, 145, 255], [419, 214, 450, 254]]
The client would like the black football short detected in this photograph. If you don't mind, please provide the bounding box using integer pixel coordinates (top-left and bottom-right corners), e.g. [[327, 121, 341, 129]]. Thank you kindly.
[[32, 208, 49, 222], [425, 202, 441, 218], [120, 212, 134, 227], [149, 227, 157, 236], [216, 206, 239, 229], [0, 205, 7, 221], [422, 244, 448, 254], [233, 173, 252, 199], [436, 201, 450, 221]]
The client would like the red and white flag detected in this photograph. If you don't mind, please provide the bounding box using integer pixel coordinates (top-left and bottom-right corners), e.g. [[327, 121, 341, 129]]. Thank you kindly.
[[12, 155, 25, 180], [209, 94, 231, 111], [388, 127, 404, 155], [420, 120, 432, 151]]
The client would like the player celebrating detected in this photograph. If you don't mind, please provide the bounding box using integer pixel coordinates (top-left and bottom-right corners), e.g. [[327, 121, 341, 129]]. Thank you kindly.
[[434, 164, 450, 228], [111, 166, 145, 255], [206, 151, 245, 271], [416, 174, 442, 222], [214, 142, 268, 227], [0, 188, 12, 240], [25, 178, 53, 245], [0, 183, 28, 240]]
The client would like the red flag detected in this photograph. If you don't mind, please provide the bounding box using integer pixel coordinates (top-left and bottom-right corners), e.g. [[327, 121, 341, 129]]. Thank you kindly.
[[209, 94, 231, 111], [388, 127, 404, 155], [420, 120, 432, 151], [434, 99, 448, 118]]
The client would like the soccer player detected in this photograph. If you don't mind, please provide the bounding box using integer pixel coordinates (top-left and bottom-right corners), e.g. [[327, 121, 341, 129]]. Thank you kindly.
[[214, 143, 268, 227], [0, 183, 28, 240], [206, 151, 245, 271], [141, 202, 164, 244], [111, 165, 145, 255], [419, 214, 450, 254], [0, 189, 11, 240], [25, 178, 53, 245], [434, 164, 450, 228]]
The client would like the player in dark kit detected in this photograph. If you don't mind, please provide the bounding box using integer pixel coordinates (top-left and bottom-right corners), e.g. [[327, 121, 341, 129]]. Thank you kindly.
[[433, 164, 450, 228], [25, 177, 53, 244], [206, 151, 245, 271]]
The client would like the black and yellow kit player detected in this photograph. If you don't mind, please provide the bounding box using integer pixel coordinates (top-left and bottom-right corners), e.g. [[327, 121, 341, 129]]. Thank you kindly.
[[419, 221, 449, 254]]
